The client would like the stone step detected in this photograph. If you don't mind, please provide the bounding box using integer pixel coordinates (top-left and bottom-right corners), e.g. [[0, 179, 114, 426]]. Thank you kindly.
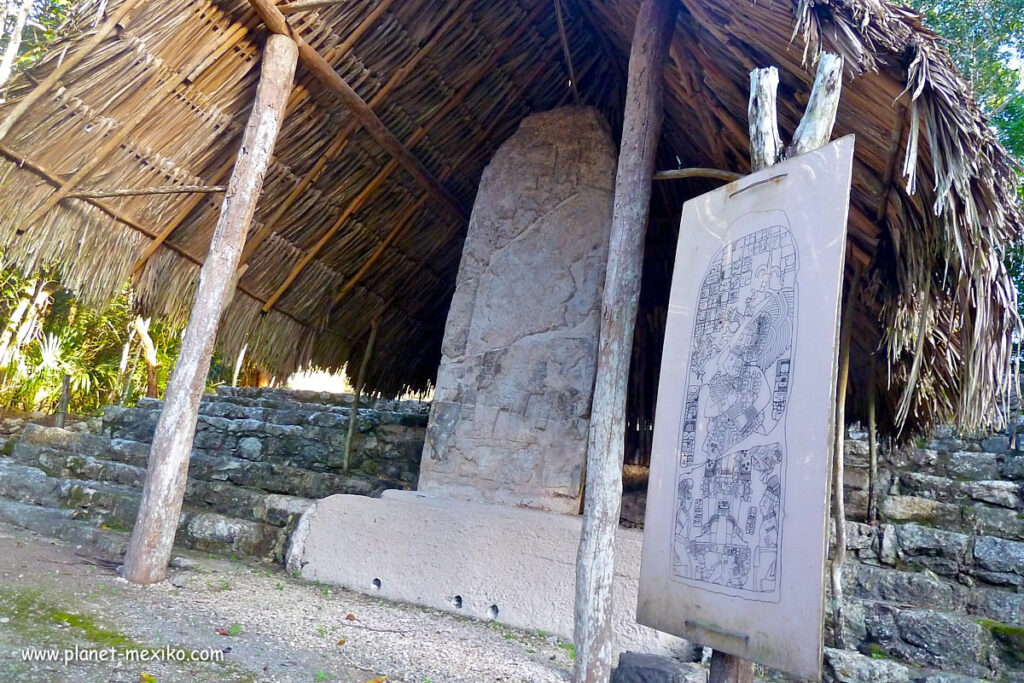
[[878, 493, 1024, 542], [841, 598, 1016, 680], [107, 402, 425, 440], [842, 520, 1024, 593], [847, 561, 1024, 627], [0, 498, 128, 558], [9, 429, 318, 527], [16, 424, 402, 497], [881, 441, 1024, 482], [892, 470, 1022, 508], [0, 459, 286, 558], [99, 406, 423, 485], [213, 385, 429, 415]]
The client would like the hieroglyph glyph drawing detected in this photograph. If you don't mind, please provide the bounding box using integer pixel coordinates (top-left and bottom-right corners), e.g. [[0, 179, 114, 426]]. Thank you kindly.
[[637, 137, 854, 681], [673, 217, 796, 601]]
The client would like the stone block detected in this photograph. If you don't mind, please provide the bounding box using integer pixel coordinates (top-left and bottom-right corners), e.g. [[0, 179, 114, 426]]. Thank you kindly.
[[882, 496, 961, 528], [824, 647, 911, 682], [288, 490, 690, 657], [973, 535, 1024, 574], [963, 504, 1024, 541], [891, 608, 992, 675], [948, 452, 1001, 481], [964, 480, 1021, 508], [419, 106, 616, 513], [1004, 455, 1024, 480], [853, 565, 960, 610], [610, 652, 704, 683]]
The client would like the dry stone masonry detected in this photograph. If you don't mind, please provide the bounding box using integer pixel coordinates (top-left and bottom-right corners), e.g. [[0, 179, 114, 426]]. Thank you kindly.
[[823, 422, 1024, 682], [0, 386, 427, 560], [419, 105, 617, 514]]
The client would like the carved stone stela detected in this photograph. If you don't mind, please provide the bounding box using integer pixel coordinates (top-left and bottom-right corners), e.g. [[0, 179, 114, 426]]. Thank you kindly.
[[418, 106, 616, 514]]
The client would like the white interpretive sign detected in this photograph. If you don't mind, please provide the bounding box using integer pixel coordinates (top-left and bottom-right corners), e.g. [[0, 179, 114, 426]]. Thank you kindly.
[[637, 137, 855, 680]]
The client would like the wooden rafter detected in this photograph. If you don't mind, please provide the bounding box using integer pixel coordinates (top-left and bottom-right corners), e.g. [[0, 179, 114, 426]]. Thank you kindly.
[[336, 47, 564, 322], [0, 0, 146, 142], [258, 0, 550, 312], [15, 19, 249, 236], [245, 0, 468, 223], [237, 0, 476, 265], [0, 144, 308, 327], [128, 0, 400, 276]]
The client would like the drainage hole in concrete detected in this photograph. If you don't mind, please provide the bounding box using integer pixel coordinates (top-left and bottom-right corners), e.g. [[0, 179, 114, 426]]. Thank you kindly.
[[371, 577, 382, 591], [488, 604, 499, 619], [452, 595, 463, 609]]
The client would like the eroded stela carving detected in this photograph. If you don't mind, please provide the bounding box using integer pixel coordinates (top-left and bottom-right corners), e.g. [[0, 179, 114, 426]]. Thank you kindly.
[[418, 106, 616, 514]]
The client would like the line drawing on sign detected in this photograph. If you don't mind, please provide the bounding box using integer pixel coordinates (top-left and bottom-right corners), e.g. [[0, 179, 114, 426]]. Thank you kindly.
[[672, 210, 798, 603]]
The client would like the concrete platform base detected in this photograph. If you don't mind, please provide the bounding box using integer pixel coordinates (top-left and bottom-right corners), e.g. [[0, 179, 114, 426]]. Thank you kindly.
[[287, 490, 690, 657]]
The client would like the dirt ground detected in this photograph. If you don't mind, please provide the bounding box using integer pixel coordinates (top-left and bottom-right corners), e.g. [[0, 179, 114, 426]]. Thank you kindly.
[[0, 519, 576, 682]]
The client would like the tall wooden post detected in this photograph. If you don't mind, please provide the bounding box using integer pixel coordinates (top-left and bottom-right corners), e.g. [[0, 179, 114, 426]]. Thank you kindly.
[[573, 0, 675, 680], [343, 318, 379, 474], [122, 34, 298, 585]]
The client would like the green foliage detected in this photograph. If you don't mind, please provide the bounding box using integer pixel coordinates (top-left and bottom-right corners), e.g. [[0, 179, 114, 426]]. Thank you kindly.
[[908, 0, 1024, 161], [0, 267, 182, 414], [908, 0, 1024, 322]]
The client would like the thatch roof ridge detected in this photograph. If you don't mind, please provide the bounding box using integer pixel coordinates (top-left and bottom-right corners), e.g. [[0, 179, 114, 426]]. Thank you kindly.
[[0, 0, 1018, 436]]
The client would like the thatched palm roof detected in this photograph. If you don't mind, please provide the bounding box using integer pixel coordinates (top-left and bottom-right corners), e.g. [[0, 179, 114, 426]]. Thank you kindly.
[[0, 0, 1019, 438]]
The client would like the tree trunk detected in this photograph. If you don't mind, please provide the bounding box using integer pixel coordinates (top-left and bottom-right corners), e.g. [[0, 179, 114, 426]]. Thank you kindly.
[[132, 316, 159, 398], [572, 0, 676, 680], [122, 34, 298, 585], [232, 343, 247, 387], [0, 0, 33, 88]]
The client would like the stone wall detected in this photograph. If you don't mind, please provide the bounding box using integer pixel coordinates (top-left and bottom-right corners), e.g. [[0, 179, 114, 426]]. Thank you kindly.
[[103, 387, 428, 492], [825, 422, 1024, 681], [419, 105, 617, 514]]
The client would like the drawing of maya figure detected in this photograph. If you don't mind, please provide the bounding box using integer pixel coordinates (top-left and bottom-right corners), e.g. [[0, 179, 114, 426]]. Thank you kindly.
[[672, 212, 797, 602]]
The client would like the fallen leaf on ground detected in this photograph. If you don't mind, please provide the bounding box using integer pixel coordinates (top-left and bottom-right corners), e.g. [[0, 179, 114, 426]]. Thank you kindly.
[[336, 639, 346, 646], [345, 614, 358, 621], [358, 677, 388, 683], [139, 674, 157, 683], [215, 628, 230, 636]]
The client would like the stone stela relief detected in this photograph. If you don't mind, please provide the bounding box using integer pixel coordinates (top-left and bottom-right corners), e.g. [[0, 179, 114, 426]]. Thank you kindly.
[[638, 137, 854, 681]]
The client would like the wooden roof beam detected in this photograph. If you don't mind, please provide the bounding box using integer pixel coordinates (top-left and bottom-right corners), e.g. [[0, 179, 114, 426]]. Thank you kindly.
[[237, 0, 476, 265], [345, 45, 577, 324], [14, 19, 249, 237], [244, 0, 468, 225], [0, 0, 146, 142], [258, 0, 551, 313], [129, 0, 400, 277], [0, 144, 309, 328]]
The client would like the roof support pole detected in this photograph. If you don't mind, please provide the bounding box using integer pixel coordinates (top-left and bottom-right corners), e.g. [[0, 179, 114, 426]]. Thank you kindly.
[[572, 0, 676, 680], [343, 317, 379, 475], [122, 34, 298, 585]]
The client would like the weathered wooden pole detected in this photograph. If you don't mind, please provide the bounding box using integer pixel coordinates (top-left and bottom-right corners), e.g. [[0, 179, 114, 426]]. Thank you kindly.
[[831, 269, 861, 650], [122, 34, 298, 585], [343, 318, 379, 474], [54, 374, 70, 429], [573, 0, 676, 680], [867, 384, 879, 525]]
